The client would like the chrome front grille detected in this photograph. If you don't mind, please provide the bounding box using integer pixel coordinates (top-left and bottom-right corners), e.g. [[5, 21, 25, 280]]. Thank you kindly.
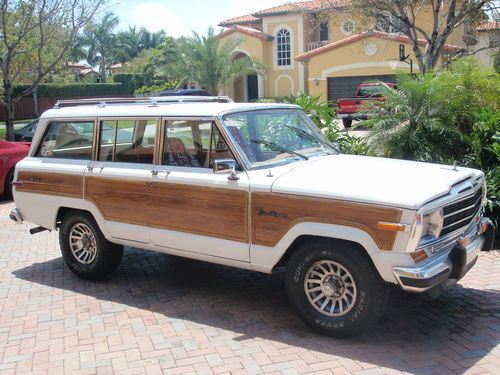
[[441, 187, 483, 236]]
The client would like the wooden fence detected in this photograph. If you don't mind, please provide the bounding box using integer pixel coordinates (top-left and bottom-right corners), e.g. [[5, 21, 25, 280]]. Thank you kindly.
[[1, 94, 133, 121]]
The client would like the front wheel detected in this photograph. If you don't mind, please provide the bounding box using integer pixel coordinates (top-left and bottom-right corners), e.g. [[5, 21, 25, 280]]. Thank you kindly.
[[285, 239, 387, 337], [59, 211, 123, 280]]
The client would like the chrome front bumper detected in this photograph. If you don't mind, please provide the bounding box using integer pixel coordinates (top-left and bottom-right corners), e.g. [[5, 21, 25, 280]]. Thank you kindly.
[[9, 208, 23, 224], [393, 217, 495, 292]]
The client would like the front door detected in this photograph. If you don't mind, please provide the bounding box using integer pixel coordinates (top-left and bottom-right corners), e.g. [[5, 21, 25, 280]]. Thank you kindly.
[[247, 74, 259, 102], [148, 119, 250, 262]]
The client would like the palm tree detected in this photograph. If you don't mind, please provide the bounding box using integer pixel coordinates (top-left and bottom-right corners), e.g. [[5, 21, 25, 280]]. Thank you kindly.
[[175, 27, 263, 95], [79, 12, 119, 82], [361, 73, 466, 163], [116, 26, 142, 61], [117, 27, 167, 62]]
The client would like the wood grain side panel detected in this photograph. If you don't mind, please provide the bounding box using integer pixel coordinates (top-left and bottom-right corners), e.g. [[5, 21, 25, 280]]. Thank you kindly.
[[84, 177, 249, 243], [252, 193, 402, 251], [148, 182, 249, 243], [85, 177, 149, 226], [16, 172, 83, 198]]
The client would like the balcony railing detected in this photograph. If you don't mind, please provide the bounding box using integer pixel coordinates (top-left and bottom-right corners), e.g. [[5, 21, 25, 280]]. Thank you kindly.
[[306, 41, 329, 52]]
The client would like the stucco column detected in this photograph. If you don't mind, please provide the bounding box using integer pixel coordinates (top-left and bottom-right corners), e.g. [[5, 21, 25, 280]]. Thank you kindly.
[[258, 75, 265, 99]]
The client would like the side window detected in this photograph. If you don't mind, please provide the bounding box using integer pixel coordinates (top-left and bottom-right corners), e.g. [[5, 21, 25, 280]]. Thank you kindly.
[[163, 121, 235, 168], [98, 119, 157, 164], [36, 121, 94, 160]]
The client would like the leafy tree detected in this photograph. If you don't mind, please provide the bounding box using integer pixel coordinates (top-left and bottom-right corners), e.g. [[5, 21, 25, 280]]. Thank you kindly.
[[350, 0, 498, 72], [175, 27, 264, 95], [0, 0, 105, 140]]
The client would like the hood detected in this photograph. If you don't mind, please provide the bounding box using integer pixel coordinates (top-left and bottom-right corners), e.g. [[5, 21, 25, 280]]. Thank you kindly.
[[271, 155, 482, 210]]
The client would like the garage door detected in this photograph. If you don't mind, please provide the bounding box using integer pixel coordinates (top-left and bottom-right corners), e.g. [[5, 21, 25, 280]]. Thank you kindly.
[[327, 75, 396, 102]]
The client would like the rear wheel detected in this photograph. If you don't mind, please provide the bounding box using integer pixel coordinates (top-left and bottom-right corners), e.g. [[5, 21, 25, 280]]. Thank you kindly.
[[342, 118, 353, 128], [285, 239, 387, 337], [59, 211, 123, 280]]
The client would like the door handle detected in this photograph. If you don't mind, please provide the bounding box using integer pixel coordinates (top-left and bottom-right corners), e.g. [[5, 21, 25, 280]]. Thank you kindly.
[[151, 170, 170, 176], [88, 166, 104, 172]]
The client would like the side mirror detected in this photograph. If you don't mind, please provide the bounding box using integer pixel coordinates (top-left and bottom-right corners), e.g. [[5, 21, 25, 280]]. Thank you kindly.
[[213, 159, 240, 181]]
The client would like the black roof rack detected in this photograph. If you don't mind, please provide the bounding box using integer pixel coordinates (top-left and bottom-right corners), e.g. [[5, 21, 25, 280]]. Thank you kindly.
[[53, 96, 233, 109]]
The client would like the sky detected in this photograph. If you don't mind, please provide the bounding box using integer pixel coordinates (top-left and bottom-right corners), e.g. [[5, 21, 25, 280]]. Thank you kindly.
[[112, 0, 301, 37]]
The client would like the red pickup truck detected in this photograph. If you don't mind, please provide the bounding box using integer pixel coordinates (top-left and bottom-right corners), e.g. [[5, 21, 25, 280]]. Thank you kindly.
[[336, 82, 396, 128]]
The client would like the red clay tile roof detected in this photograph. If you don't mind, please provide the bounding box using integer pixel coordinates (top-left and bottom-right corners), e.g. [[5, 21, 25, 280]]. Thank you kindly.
[[219, 13, 260, 27], [219, 1, 350, 26], [296, 31, 461, 61], [476, 21, 500, 31], [219, 25, 274, 41], [253, 0, 351, 17]]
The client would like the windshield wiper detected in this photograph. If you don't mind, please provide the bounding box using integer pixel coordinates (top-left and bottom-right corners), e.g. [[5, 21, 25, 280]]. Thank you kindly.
[[250, 139, 309, 160], [284, 124, 339, 153]]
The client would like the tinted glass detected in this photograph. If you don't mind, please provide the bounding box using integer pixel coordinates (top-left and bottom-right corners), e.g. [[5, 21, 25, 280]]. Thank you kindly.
[[36, 121, 94, 159], [98, 119, 156, 164], [163, 121, 234, 168]]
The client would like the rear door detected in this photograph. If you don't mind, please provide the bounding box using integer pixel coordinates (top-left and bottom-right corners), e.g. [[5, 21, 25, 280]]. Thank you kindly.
[[14, 118, 95, 228], [148, 118, 250, 262], [85, 117, 158, 243]]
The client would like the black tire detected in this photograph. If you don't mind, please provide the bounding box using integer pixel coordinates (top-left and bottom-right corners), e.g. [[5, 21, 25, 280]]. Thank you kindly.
[[342, 118, 353, 128], [285, 239, 387, 337], [59, 211, 123, 280], [4, 168, 14, 198]]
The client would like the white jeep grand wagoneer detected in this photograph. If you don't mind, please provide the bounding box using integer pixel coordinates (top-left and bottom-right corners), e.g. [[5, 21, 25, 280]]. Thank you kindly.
[[10, 96, 495, 337]]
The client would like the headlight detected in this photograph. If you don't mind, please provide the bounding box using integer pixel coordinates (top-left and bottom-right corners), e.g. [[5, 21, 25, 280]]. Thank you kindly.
[[406, 209, 444, 252]]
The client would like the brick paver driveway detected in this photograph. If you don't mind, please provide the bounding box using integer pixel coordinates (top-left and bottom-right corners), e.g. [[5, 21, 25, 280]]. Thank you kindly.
[[1, 199, 499, 375]]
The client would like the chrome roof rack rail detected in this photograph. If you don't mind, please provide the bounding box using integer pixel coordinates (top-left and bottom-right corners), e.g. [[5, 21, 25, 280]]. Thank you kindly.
[[53, 96, 233, 108]]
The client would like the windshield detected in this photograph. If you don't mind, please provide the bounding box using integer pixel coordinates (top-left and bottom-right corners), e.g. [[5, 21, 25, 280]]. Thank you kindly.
[[222, 109, 338, 169]]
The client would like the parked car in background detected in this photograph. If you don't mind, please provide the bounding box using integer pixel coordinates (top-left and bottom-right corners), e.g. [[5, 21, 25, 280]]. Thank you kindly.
[[0, 140, 30, 197], [159, 88, 211, 97], [336, 82, 396, 128], [14, 119, 39, 141]]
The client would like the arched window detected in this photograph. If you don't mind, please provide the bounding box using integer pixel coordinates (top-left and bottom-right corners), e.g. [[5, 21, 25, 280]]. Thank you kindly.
[[276, 28, 291, 66]]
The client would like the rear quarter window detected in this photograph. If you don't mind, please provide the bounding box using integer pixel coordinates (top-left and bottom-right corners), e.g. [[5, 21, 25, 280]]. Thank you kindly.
[[36, 121, 94, 160]]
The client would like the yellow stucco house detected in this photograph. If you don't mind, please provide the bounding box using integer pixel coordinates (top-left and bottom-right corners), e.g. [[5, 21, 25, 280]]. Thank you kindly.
[[218, 0, 472, 102]]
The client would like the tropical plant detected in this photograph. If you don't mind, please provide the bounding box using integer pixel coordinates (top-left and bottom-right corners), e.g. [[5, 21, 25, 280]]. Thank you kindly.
[[116, 26, 167, 62], [361, 73, 467, 162], [174, 27, 264, 95], [285, 93, 335, 128], [76, 12, 120, 82]]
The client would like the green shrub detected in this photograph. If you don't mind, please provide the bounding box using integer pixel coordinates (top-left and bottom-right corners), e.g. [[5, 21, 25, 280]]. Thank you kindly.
[[112, 73, 146, 94], [134, 81, 179, 95]]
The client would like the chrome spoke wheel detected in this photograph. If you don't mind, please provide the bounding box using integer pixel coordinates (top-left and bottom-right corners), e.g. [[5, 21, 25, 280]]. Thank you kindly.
[[69, 223, 97, 264], [304, 260, 357, 317]]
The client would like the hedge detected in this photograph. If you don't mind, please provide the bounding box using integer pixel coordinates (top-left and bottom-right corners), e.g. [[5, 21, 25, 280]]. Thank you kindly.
[[12, 83, 129, 97], [112, 74, 146, 94]]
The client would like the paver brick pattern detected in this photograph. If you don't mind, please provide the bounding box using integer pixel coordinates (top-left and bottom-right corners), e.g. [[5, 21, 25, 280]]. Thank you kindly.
[[0, 199, 499, 375]]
